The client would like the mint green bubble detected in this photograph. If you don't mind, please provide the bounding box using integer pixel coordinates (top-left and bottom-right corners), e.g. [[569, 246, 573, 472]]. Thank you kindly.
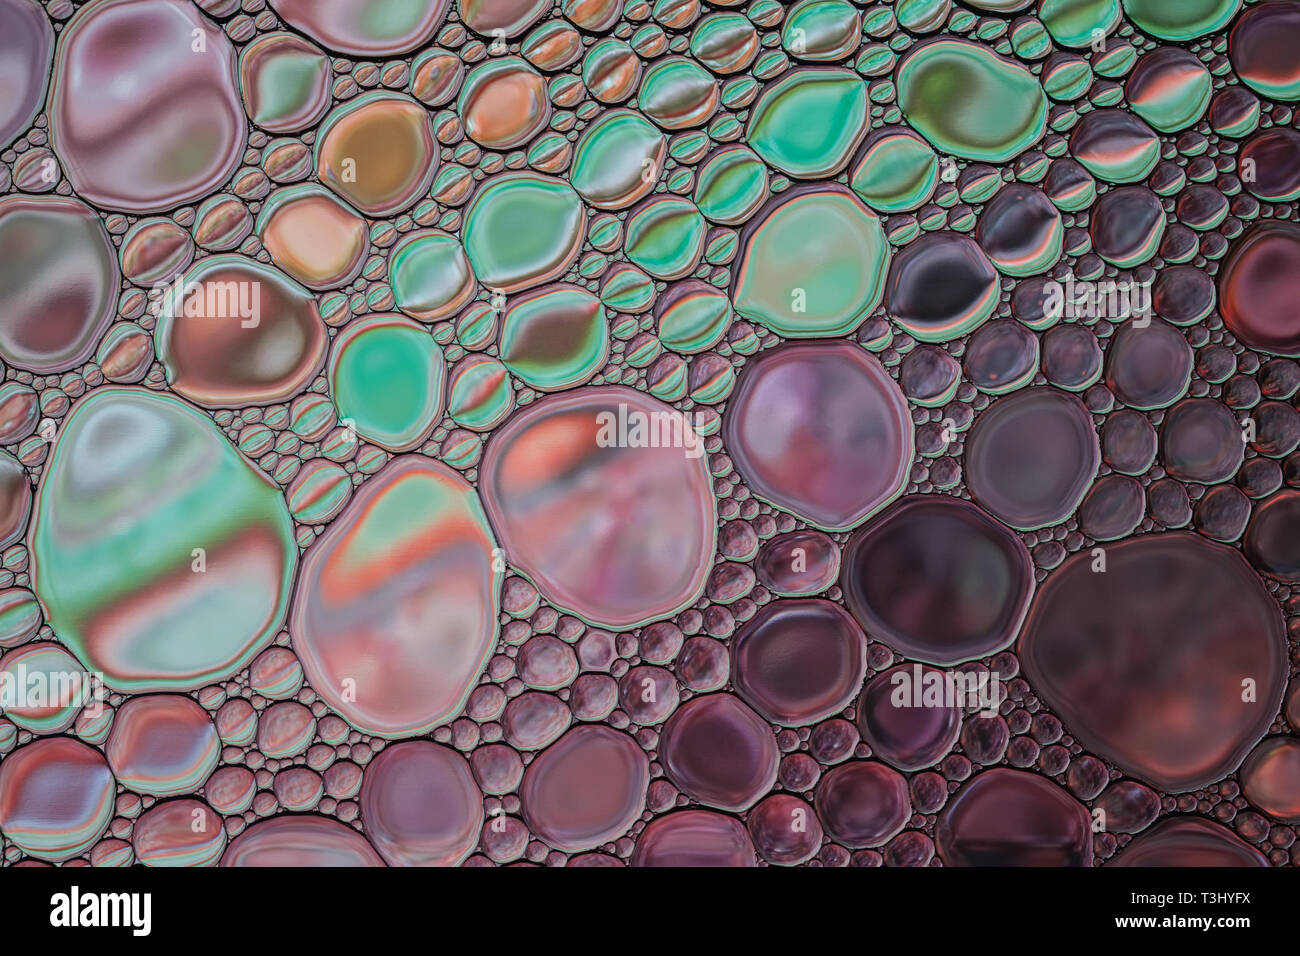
[[30, 388, 297, 692], [328, 315, 446, 452], [1122, 0, 1241, 41], [897, 38, 1047, 162], [732, 187, 890, 338], [850, 128, 939, 213], [638, 57, 719, 130], [600, 263, 657, 312], [624, 196, 707, 279], [570, 110, 666, 210], [657, 280, 734, 354], [693, 145, 769, 225], [1039, 0, 1121, 48], [690, 14, 759, 74], [747, 68, 867, 179], [388, 229, 475, 320], [781, 0, 862, 62], [447, 355, 516, 431], [462, 172, 585, 293], [500, 285, 609, 390]]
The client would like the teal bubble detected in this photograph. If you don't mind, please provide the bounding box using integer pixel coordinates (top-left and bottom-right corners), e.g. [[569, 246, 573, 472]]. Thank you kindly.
[[600, 262, 658, 312], [1039, 0, 1121, 49], [570, 110, 666, 210], [781, 0, 862, 62], [1126, 48, 1212, 133], [388, 229, 476, 321], [746, 68, 868, 178], [690, 14, 760, 74], [693, 145, 769, 225], [624, 196, 707, 280], [896, 0, 952, 34], [500, 284, 610, 390], [1042, 53, 1094, 102], [462, 172, 586, 293], [849, 127, 939, 213], [656, 280, 734, 354], [328, 315, 446, 452], [732, 186, 890, 338], [30, 388, 297, 692], [897, 38, 1047, 162], [287, 459, 352, 525], [637, 56, 720, 130], [1122, 0, 1241, 42], [447, 354, 516, 431]]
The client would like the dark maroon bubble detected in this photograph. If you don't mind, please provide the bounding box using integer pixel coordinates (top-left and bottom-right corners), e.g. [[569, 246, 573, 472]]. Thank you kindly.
[[900, 344, 961, 405], [1160, 397, 1245, 484], [885, 232, 998, 341], [0, 0, 53, 149], [1241, 128, 1300, 202], [964, 387, 1099, 529], [1220, 222, 1300, 356], [1094, 781, 1160, 834], [975, 184, 1061, 275], [731, 599, 866, 726], [754, 529, 840, 596], [1238, 736, 1300, 822], [1250, 401, 1300, 457], [814, 760, 911, 849], [1105, 319, 1193, 410], [723, 341, 912, 530], [1229, 0, 1300, 104], [746, 793, 823, 866], [1148, 477, 1192, 527], [631, 809, 757, 867], [1042, 323, 1102, 391], [1153, 265, 1216, 326], [1193, 483, 1251, 542], [1244, 489, 1300, 581], [1018, 533, 1286, 791], [1101, 408, 1157, 475], [962, 320, 1039, 393], [1078, 474, 1145, 541], [359, 741, 483, 866], [842, 495, 1034, 665], [936, 768, 1092, 866], [855, 663, 962, 771], [1111, 817, 1268, 867], [659, 693, 777, 811], [221, 815, 385, 866], [1089, 186, 1165, 266], [520, 725, 648, 851], [1071, 110, 1159, 183]]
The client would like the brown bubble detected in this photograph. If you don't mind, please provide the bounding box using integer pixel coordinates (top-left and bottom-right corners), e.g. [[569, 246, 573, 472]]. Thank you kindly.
[[1239, 736, 1300, 822], [856, 663, 962, 772], [1160, 398, 1244, 484], [120, 218, 194, 287], [1244, 489, 1300, 581], [259, 186, 368, 291], [315, 93, 439, 217], [460, 58, 551, 150]]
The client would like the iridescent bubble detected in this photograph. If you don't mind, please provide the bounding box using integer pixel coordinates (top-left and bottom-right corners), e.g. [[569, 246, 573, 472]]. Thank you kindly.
[[660, 693, 778, 812], [624, 196, 707, 280], [746, 68, 867, 178], [0, 0, 53, 149], [1070, 110, 1161, 184], [583, 39, 642, 104], [1105, 319, 1192, 410], [0, 451, 30, 549], [105, 694, 219, 796], [459, 57, 551, 150], [897, 38, 1047, 162], [754, 530, 840, 596], [963, 320, 1040, 394], [1018, 533, 1285, 791], [856, 663, 962, 771], [690, 13, 759, 74], [499, 284, 609, 391], [446, 355, 515, 431], [328, 315, 445, 452], [1039, 0, 1122, 49], [849, 127, 938, 214], [1123, 0, 1241, 42], [1244, 489, 1300, 581], [886, 232, 999, 343], [360, 741, 482, 866], [221, 815, 385, 866], [965, 387, 1098, 529], [314, 93, 438, 217], [731, 599, 866, 726], [747, 793, 823, 866], [520, 725, 648, 851], [462, 172, 586, 294], [1160, 398, 1244, 484], [266, 0, 449, 55], [731, 186, 890, 338], [0, 642, 86, 734], [154, 255, 328, 408], [388, 230, 476, 321], [0, 196, 119, 374], [258, 186, 368, 291], [257, 700, 315, 758], [0, 737, 114, 861], [238, 32, 331, 133], [693, 145, 769, 225], [30, 388, 296, 692], [638, 56, 719, 130], [1126, 47, 1212, 133], [48, 0, 246, 213], [814, 761, 911, 848], [655, 280, 733, 354], [286, 460, 351, 525], [410, 48, 465, 107], [523, 21, 583, 71], [1239, 736, 1300, 822], [1219, 223, 1300, 356], [1112, 817, 1268, 867], [936, 768, 1091, 866], [290, 456, 499, 738], [1090, 187, 1166, 268], [632, 809, 758, 866], [1240, 129, 1300, 202], [120, 218, 194, 287], [459, 0, 549, 37], [571, 110, 665, 210], [479, 387, 715, 629], [975, 184, 1063, 276], [781, 0, 861, 61], [1230, 1, 1300, 101]]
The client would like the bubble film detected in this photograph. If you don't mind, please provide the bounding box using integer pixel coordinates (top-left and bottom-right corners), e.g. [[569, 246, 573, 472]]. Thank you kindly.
[[2, 0, 1300, 877]]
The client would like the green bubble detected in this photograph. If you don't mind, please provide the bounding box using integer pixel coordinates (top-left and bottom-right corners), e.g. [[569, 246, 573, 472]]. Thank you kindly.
[[732, 187, 890, 338], [499, 285, 609, 391], [657, 281, 734, 354], [1039, 0, 1121, 48], [693, 145, 769, 225], [328, 315, 446, 452], [600, 263, 657, 312], [1122, 0, 1240, 41], [849, 128, 939, 213], [638, 57, 719, 130], [571, 110, 666, 210], [1129, 51, 1212, 133], [897, 0, 952, 34], [746, 68, 868, 178], [690, 14, 758, 74], [1043, 53, 1094, 101], [287, 460, 352, 525], [781, 0, 862, 62], [447, 355, 516, 431], [897, 38, 1047, 162], [624, 196, 707, 279], [388, 229, 475, 320], [462, 172, 585, 293]]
